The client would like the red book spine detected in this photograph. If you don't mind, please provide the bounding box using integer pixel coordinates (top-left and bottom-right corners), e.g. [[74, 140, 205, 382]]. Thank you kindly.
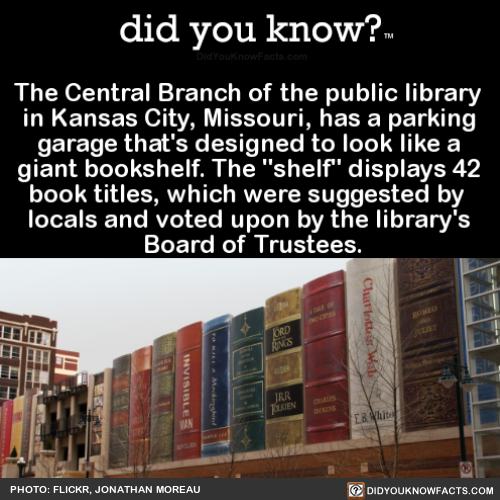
[[303, 271, 350, 444], [129, 346, 152, 466], [0, 400, 14, 475], [174, 322, 202, 461]]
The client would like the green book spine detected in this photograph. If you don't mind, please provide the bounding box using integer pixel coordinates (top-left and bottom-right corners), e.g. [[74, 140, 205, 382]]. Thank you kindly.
[[265, 287, 304, 448], [232, 307, 266, 453], [150, 332, 176, 463], [109, 354, 131, 469]]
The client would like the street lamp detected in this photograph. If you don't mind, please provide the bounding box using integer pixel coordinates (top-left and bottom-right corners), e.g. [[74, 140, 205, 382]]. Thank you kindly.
[[438, 352, 477, 462], [17, 457, 26, 478], [78, 409, 100, 478]]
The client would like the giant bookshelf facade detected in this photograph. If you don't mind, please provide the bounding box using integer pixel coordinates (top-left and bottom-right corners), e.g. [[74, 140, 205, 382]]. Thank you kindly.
[[0, 258, 473, 478]]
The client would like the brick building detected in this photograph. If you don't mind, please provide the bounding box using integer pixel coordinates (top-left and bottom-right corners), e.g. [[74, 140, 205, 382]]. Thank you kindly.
[[0, 311, 58, 406], [54, 349, 80, 384]]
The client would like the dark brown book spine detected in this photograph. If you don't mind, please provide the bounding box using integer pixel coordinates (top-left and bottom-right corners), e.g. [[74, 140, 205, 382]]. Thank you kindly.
[[397, 258, 461, 431]]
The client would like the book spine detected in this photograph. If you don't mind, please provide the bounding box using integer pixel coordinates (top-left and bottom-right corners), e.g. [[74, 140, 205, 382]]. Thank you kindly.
[[10, 396, 24, 459], [0, 400, 13, 474], [303, 271, 349, 445], [347, 258, 398, 440], [231, 307, 266, 453], [92, 373, 105, 457], [174, 322, 203, 461], [0, 407, 2, 477], [109, 353, 131, 469], [202, 314, 232, 457], [21, 388, 37, 460], [397, 258, 461, 431], [128, 346, 152, 467], [150, 332, 176, 463], [265, 287, 304, 448]]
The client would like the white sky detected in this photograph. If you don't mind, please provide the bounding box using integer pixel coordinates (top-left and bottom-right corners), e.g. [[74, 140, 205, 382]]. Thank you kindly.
[[0, 258, 351, 375]]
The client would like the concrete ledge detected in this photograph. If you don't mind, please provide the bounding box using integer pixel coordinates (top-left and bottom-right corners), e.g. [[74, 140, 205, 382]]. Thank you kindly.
[[105, 426, 472, 476]]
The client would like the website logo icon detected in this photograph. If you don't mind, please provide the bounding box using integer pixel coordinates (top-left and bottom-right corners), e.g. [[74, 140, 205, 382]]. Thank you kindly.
[[347, 482, 365, 500]]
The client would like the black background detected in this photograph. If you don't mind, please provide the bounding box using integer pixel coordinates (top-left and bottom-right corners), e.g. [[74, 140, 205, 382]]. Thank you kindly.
[[5, 6, 493, 257]]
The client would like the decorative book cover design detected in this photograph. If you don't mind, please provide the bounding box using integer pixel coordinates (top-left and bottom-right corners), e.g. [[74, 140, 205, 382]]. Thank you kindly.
[[303, 271, 349, 444], [232, 307, 266, 453], [150, 331, 176, 463], [109, 353, 131, 469], [202, 314, 232, 457], [265, 287, 304, 448], [129, 346, 152, 467], [397, 258, 461, 431], [174, 322, 203, 461]]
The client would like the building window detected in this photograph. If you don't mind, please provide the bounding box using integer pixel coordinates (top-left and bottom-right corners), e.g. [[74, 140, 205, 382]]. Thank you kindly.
[[29, 331, 45, 344], [43, 333, 50, 346], [0, 386, 16, 399], [56, 356, 62, 365], [27, 369, 38, 383], [26, 369, 48, 384], [0, 345, 21, 359], [27, 348, 49, 364], [0, 386, 17, 399], [0, 365, 18, 379], [1, 326, 21, 341]]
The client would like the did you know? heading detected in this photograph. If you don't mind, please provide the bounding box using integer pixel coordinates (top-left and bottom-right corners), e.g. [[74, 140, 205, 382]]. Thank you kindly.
[[120, 14, 384, 50]]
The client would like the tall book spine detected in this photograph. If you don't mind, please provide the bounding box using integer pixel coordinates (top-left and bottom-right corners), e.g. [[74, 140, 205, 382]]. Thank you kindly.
[[396, 258, 461, 431], [347, 258, 398, 440], [265, 287, 304, 448], [232, 307, 266, 453], [174, 322, 203, 461], [303, 271, 349, 444], [150, 332, 176, 463], [128, 346, 152, 467], [92, 372, 105, 457], [109, 353, 131, 469], [10, 396, 24, 460], [21, 388, 37, 460], [202, 314, 232, 457], [0, 407, 2, 478], [0, 400, 13, 475], [33, 397, 45, 461]]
